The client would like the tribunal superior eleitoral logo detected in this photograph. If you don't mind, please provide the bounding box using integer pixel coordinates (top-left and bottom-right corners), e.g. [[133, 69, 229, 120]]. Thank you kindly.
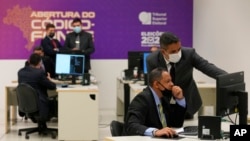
[[138, 11, 167, 25]]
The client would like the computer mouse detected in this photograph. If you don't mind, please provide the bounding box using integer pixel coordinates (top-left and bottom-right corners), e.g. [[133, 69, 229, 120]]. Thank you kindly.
[[61, 84, 68, 88], [159, 134, 179, 138]]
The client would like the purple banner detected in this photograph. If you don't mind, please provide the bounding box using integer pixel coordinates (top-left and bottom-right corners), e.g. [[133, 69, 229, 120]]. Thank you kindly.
[[0, 0, 193, 59]]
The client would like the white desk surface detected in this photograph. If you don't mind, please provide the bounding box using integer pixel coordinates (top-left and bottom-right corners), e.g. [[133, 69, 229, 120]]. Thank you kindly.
[[129, 82, 216, 98], [56, 84, 98, 92], [6, 82, 98, 92], [129, 82, 216, 91], [118, 77, 216, 88], [104, 136, 198, 141], [104, 117, 231, 141]]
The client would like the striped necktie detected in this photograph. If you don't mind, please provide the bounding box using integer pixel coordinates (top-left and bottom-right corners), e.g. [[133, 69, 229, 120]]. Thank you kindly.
[[51, 39, 57, 49], [158, 103, 167, 127]]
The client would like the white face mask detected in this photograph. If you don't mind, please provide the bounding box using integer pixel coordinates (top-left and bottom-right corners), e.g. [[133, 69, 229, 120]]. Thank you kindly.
[[168, 50, 182, 63]]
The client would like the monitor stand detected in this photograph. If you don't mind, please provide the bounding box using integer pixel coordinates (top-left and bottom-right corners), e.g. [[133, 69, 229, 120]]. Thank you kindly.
[[234, 91, 248, 125]]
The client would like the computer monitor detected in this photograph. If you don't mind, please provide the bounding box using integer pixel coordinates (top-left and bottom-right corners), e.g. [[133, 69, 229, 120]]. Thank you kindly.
[[143, 52, 151, 85], [143, 52, 151, 74], [128, 51, 143, 71], [55, 52, 85, 84], [127, 51, 150, 79], [216, 71, 248, 124]]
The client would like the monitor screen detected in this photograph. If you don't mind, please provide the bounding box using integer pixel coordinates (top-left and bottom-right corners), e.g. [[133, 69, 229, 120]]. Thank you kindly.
[[55, 52, 85, 76], [127, 51, 150, 71], [143, 52, 151, 74], [216, 71, 248, 124]]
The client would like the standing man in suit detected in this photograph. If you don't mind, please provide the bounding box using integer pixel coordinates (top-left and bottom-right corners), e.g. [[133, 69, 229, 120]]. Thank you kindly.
[[146, 32, 227, 119], [18, 53, 57, 122], [124, 67, 186, 137], [40, 23, 62, 64], [64, 18, 95, 73]]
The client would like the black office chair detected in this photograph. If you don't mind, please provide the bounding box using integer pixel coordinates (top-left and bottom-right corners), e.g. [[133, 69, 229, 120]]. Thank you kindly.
[[110, 120, 124, 136], [16, 83, 57, 139]]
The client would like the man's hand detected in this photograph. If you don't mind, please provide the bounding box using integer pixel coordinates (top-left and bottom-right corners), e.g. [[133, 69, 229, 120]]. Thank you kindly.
[[172, 86, 184, 100], [154, 127, 177, 137], [47, 72, 52, 80]]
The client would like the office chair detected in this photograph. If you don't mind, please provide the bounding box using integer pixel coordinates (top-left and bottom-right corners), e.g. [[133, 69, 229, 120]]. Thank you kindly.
[[16, 83, 57, 139], [110, 120, 124, 136]]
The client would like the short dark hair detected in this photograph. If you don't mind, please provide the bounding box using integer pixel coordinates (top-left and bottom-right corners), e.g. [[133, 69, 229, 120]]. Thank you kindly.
[[160, 32, 180, 49], [72, 18, 82, 24], [46, 23, 55, 30], [148, 67, 168, 86], [33, 46, 44, 52], [29, 53, 42, 66]]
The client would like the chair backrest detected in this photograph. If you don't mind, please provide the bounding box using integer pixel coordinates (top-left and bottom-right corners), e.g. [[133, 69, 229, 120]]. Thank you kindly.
[[110, 120, 124, 136], [16, 83, 39, 114]]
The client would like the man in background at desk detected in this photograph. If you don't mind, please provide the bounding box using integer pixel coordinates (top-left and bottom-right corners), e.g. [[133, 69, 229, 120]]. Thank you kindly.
[[25, 46, 56, 78], [146, 32, 227, 119], [18, 53, 57, 122], [124, 67, 186, 138], [150, 46, 159, 52]]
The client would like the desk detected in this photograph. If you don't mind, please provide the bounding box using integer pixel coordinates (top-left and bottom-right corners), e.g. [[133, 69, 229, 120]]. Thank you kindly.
[[5, 83, 99, 141], [104, 118, 231, 141], [116, 77, 216, 120]]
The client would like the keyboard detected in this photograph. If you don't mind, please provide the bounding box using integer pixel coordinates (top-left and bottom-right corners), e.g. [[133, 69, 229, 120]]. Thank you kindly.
[[179, 126, 198, 136], [156, 134, 184, 140]]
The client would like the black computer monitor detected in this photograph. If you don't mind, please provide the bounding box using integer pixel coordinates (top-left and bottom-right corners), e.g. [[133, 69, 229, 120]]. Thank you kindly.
[[216, 71, 248, 124], [55, 52, 85, 84], [128, 51, 143, 71], [127, 51, 150, 79]]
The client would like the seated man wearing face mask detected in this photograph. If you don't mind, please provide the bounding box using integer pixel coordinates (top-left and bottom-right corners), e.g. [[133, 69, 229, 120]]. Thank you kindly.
[[146, 32, 227, 119], [124, 67, 186, 137], [40, 23, 62, 64], [63, 18, 95, 73]]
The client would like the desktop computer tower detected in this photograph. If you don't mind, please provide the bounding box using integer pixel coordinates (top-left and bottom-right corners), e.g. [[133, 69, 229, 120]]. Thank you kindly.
[[123, 69, 134, 80], [82, 73, 90, 85], [198, 116, 221, 139]]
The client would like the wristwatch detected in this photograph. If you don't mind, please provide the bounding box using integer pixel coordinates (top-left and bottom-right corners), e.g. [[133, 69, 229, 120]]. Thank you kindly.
[[152, 129, 159, 137]]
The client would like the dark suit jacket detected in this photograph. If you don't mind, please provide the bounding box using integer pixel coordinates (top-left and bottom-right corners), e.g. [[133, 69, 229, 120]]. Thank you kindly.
[[25, 56, 56, 78], [40, 36, 62, 62], [146, 47, 227, 115], [63, 31, 95, 71], [18, 66, 56, 121], [124, 87, 186, 136]]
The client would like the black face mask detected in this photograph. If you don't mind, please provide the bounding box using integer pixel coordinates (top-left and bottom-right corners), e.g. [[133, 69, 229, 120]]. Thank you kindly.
[[49, 33, 55, 38], [157, 81, 172, 99]]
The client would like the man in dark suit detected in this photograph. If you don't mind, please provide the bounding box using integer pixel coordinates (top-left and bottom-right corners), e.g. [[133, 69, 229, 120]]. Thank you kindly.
[[124, 67, 186, 137], [40, 23, 62, 63], [18, 53, 57, 122], [63, 18, 95, 73], [25, 46, 56, 78], [146, 32, 227, 119]]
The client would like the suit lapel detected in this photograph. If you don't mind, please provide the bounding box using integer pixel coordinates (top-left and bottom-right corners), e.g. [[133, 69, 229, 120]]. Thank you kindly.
[[158, 52, 168, 69]]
